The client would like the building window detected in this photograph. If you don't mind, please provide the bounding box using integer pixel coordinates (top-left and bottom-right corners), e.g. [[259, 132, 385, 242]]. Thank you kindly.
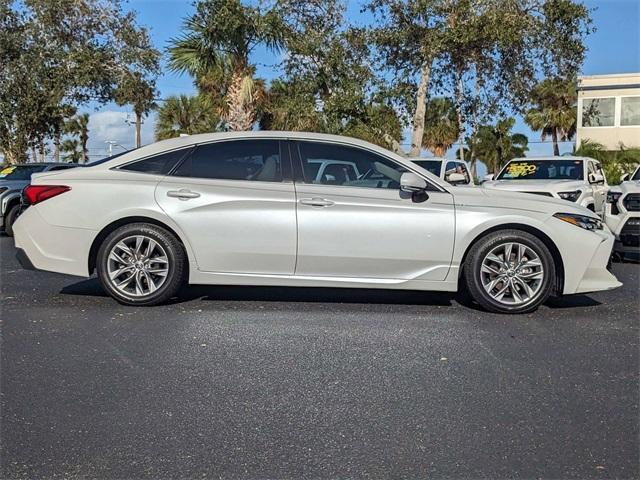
[[621, 97, 640, 126], [582, 97, 615, 127]]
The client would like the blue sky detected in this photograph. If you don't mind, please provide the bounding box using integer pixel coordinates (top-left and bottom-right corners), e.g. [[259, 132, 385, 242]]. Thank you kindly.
[[84, 0, 640, 161]]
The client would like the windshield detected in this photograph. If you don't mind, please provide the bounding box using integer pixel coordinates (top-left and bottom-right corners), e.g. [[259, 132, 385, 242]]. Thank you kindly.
[[0, 165, 48, 180], [413, 160, 442, 176], [632, 167, 640, 181], [497, 160, 584, 180]]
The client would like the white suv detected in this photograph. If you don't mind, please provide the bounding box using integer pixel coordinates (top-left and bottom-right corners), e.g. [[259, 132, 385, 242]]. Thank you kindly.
[[482, 156, 608, 215], [410, 158, 474, 186], [604, 165, 640, 258]]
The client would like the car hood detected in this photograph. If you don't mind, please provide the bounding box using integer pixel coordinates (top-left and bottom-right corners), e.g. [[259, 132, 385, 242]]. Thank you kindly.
[[482, 179, 585, 193], [616, 180, 640, 195], [452, 186, 593, 216]]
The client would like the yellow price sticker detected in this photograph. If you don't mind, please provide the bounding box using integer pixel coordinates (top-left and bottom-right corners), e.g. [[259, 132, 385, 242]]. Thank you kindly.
[[507, 163, 537, 177], [0, 166, 16, 177]]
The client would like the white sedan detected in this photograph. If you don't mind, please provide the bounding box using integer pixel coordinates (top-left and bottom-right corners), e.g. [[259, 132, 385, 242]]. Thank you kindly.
[[13, 132, 621, 314]]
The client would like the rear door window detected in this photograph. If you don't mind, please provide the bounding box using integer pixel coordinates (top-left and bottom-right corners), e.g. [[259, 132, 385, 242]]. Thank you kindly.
[[173, 140, 282, 182]]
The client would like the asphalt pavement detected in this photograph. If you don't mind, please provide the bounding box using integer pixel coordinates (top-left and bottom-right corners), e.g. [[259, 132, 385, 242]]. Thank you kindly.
[[1, 234, 638, 479]]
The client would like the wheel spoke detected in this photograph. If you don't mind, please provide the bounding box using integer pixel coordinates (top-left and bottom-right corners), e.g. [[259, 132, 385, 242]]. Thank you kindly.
[[481, 263, 501, 275], [144, 239, 158, 260], [513, 276, 534, 298], [109, 249, 130, 266], [116, 271, 136, 288], [503, 243, 513, 263], [109, 265, 135, 280]]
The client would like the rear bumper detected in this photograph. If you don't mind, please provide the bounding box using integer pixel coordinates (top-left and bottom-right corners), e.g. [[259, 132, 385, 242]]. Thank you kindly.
[[16, 247, 36, 270], [13, 207, 94, 277]]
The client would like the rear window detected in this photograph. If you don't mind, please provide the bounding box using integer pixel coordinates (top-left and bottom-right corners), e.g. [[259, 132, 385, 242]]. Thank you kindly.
[[119, 149, 192, 175]]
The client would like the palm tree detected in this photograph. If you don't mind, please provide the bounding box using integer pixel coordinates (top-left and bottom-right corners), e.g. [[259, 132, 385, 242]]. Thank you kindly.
[[168, 0, 286, 131], [155, 95, 220, 140], [473, 118, 529, 175], [524, 78, 577, 156], [60, 138, 82, 163], [64, 113, 90, 163], [421, 97, 460, 157]]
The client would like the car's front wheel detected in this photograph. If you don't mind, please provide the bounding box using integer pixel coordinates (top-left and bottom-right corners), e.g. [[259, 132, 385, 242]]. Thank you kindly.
[[463, 230, 555, 314], [97, 223, 187, 306]]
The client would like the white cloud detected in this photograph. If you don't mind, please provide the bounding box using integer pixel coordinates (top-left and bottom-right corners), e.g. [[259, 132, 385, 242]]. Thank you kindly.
[[86, 110, 157, 160]]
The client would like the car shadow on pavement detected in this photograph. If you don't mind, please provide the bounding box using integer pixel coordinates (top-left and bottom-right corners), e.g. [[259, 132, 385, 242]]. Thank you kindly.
[[59, 277, 602, 310]]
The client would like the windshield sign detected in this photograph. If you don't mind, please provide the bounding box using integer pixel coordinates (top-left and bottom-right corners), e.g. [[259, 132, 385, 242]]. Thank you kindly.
[[413, 160, 442, 176], [497, 160, 584, 181]]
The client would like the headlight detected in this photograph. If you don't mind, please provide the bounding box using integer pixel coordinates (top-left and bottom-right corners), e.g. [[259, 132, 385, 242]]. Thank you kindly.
[[558, 190, 581, 202], [606, 191, 622, 204], [553, 213, 603, 231]]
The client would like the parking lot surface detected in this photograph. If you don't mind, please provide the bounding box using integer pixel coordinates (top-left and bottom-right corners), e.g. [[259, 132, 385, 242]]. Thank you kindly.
[[1, 235, 638, 479]]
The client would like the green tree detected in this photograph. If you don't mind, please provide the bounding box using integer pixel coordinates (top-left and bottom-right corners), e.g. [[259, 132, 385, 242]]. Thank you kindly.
[[473, 118, 529, 175], [0, 0, 159, 164], [60, 138, 82, 163], [64, 113, 90, 163], [115, 73, 159, 149], [421, 97, 459, 157], [367, 0, 592, 157], [168, 0, 286, 131], [524, 77, 577, 156], [155, 95, 220, 140], [262, 0, 402, 151]]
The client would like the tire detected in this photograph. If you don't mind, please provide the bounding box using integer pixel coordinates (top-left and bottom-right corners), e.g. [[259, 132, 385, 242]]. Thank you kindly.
[[96, 223, 187, 306], [4, 204, 20, 237], [463, 229, 556, 314]]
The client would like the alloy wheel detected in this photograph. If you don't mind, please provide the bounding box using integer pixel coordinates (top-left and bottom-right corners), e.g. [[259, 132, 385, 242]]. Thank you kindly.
[[106, 235, 170, 297], [480, 242, 545, 306]]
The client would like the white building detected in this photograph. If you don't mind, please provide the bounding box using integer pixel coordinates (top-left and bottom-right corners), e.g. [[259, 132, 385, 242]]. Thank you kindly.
[[576, 73, 640, 150]]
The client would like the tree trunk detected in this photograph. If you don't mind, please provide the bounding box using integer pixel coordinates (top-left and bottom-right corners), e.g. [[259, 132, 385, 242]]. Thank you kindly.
[[135, 111, 142, 149], [226, 70, 256, 131], [409, 60, 433, 157], [53, 134, 60, 162], [552, 128, 559, 156], [455, 73, 465, 163]]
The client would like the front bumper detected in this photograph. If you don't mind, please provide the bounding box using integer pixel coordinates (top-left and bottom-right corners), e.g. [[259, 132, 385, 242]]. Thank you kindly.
[[573, 230, 622, 294]]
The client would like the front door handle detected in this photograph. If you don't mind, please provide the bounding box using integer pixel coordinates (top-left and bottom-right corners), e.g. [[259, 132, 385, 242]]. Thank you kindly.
[[167, 189, 201, 200], [299, 197, 335, 207]]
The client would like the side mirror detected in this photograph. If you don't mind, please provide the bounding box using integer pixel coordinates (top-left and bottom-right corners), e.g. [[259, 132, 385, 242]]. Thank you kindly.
[[589, 173, 604, 184], [620, 173, 630, 182], [400, 172, 427, 193], [483, 174, 494, 182], [447, 172, 466, 184]]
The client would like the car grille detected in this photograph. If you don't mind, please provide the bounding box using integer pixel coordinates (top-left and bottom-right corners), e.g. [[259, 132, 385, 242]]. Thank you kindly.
[[523, 191, 553, 197], [620, 218, 640, 247], [623, 193, 640, 212]]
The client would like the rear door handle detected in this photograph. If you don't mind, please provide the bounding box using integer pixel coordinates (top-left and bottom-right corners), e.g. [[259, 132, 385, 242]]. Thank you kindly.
[[167, 189, 201, 200], [299, 197, 335, 207]]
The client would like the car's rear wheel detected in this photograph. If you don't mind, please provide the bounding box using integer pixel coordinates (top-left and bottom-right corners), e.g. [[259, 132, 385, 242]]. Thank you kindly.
[[97, 223, 186, 306], [4, 203, 20, 237], [463, 230, 555, 314]]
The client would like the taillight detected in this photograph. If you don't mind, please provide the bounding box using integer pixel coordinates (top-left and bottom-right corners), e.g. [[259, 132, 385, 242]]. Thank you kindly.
[[24, 185, 70, 205]]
